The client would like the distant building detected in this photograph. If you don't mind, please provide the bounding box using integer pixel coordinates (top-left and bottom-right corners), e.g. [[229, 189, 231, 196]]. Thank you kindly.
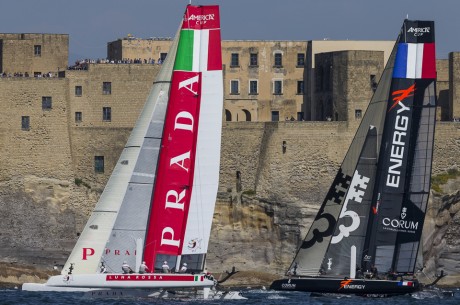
[[0, 33, 68, 76], [106, 37, 401, 122]]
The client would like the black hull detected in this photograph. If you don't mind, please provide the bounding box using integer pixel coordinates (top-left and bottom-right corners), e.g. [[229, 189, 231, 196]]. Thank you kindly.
[[270, 277, 420, 296]]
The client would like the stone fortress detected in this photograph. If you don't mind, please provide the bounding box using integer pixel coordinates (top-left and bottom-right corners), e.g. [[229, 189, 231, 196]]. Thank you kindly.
[[0, 32, 459, 286]]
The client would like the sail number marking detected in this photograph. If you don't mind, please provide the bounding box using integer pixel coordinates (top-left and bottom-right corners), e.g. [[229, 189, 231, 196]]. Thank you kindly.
[[331, 170, 370, 244], [301, 170, 351, 248]]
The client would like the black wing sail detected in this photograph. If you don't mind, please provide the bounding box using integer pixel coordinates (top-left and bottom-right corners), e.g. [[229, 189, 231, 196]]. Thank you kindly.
[[321, 126, 378, 277], [288, 38, 399, 277], [363, 20, 436, 275]]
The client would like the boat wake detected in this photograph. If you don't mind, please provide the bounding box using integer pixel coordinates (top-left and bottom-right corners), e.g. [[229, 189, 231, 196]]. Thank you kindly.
[[411, 287, 455, 299]]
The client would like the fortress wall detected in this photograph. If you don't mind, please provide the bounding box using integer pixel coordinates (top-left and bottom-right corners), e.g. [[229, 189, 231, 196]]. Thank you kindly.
[[0, 77, 72, 180], [220, 121, 460, 207], [432, 122, 460, 174], [66, 64, 159, 183], [220, 121, 353, 205]]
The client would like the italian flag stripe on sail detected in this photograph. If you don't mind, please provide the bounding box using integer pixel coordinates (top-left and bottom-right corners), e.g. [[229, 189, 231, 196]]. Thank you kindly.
[[175, 6, 222, 72]]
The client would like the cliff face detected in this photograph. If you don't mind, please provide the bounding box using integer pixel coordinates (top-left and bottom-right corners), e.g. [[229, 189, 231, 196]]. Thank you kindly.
[[422, 178, 460, 286], [0, 122, 459, 286]]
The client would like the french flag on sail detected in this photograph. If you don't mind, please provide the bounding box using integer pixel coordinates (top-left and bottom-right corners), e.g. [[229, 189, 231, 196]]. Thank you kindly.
[[397, 281, 414, 286], [393, 43, 436, 79]]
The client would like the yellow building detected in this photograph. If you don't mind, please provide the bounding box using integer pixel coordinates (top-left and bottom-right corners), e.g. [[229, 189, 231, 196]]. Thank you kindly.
[[107, 37, 398, 122]]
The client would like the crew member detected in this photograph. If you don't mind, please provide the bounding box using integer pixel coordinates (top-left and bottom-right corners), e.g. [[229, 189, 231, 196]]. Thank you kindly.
[[370, 265, 378, 279], [179, 263, 187, 273], [162, 261, 170, 273], [139, 261, 150, 274], [100, 262, 107, 273], [122, 261, 133, 274]]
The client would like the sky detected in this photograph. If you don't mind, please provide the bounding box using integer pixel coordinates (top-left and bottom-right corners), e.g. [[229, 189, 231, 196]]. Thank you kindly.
[[0, 0, 458, 65]]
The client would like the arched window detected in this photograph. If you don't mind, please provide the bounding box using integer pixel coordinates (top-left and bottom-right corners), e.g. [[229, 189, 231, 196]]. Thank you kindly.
[[225, 109, 232, 121], [242, 109, 252, 121]]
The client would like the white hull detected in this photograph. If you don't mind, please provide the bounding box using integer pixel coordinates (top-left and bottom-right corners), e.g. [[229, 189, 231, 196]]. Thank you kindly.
[[22, 273, 213, 290], [21, 283, 97, 292], [22, 273, 246, 300]]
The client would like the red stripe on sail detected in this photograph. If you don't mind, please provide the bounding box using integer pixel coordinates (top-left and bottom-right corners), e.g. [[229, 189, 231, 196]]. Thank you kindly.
[[207, 29, 222, 71], [422, 43, 436, 79], [143, 71, 202, 270], [182, 5, 220, 30]]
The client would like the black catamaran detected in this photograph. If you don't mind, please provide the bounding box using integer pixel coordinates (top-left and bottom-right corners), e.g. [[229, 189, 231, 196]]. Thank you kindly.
[[271, 19, 437, 296]]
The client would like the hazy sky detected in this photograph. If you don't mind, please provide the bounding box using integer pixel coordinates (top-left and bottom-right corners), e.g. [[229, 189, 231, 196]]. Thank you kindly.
[[0, 0, 457, 64]]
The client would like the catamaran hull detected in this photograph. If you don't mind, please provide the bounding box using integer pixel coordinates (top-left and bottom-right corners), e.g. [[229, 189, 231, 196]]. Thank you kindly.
[[22, 273, 214, 290], [270, 277, 420, 296], [22, 273, 246, 299], [22, 285, 245, 300]]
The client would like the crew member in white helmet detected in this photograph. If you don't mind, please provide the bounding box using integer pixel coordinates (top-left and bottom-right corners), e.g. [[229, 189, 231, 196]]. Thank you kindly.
[[179, 262, 188, 273], [162, 261, 170, 273]]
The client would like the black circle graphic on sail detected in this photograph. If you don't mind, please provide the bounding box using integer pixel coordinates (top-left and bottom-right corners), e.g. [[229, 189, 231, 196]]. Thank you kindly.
[[301, 170, 352, 249]]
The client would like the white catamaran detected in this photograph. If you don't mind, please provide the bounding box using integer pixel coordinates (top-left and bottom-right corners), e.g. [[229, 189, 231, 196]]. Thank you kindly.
[[271, 19, 439, 296], [23, 4, 242, 300]]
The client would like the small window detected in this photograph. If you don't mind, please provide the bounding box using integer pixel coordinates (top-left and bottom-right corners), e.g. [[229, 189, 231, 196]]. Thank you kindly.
[[297, 81, 305, 95], [103, 82, 112, 95], [274, 53, 282, 67], [160, 52, 167, 62], [75, 86, 82, 96], [75, 112, 82, 123], [230, 80, 239, 95], [355, 109, 362, 119], [250, 53, 258, 66], [34, 45, 41, 56], [370, 75, 378, 92], [271, 111, 280, 122], [297, 53, 305, 66], [21, 116, 30, 130], [273, 80, 283, 95], [42, 96, 52, 110], [103, 107, 112, 121], [249, 80, 258, 95], [230, 53, 239, 67], [297, 112, 304, 121], [94, 156, 105, 173]]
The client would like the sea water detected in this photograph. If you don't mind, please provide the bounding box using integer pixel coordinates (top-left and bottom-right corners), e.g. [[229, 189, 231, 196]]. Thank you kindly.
[[0, 288, 458, 304]]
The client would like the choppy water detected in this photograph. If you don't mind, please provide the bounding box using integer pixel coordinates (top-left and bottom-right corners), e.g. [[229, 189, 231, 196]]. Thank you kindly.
[[0, 287, 458, 304]]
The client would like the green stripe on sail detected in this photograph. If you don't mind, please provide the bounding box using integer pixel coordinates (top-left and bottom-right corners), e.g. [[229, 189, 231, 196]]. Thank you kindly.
[[174, 30, 194, 71]]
